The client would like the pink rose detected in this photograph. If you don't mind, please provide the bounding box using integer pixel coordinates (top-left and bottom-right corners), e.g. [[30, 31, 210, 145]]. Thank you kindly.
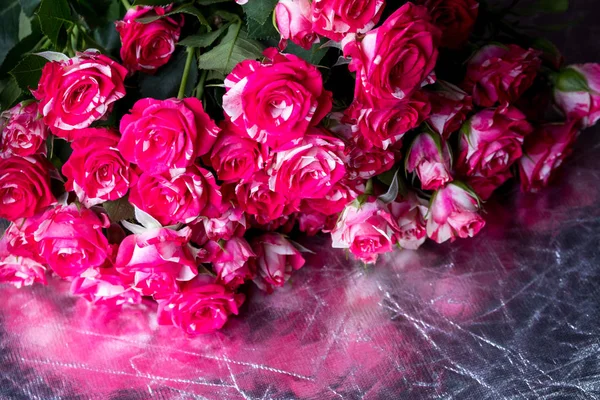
[[331, 199, 400, 264], [518, 121, 579, 193], [70, 269, 141, 307], [300, 178, 364, 216], [463, 44, 542, 107], [34, 204, 110, 279], [198, 206, 247, 241], [464, 170, 512, 200], [119, 97, 219, 174], [129, 165, 222, 225], [204, 237, 255, 288], [0, 101, 48, 159], [416, 0, 478, 48], [554, 64, 600, 128], [0, 156, 55, 221], [406, 130, 453, 191], [250, 233, 305, 293], [311, 0, 385, 41], [389, 192, 428, 250], [275, 0, 319, 50], [0, 235, 47, 288], [267, 129, 346, 201], [2, 216, 45, 263], [235, 172, 292, 224], [223, 48, 332, 150], [297, 211, 336, 235], [209, 121, 267, 183], [157, 275, 245, 335], [62, 127, 137, 207], [346, 143, 396, 180], [115, 226, 198, 298], [425, 81, 473, 138], [116, 5, 183, 74], [343, 3, 440, 106], [32, 50, 127, 138], [426, 182, 485, 243]]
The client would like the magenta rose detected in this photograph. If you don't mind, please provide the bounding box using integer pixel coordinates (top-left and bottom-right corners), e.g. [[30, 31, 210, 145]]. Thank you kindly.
[[0, 156, 55, 221], [115, 226, 197, 298], [129, 165, 222, 225], [297, 211, 337, 235], [116, 5, 183, 74], [275, 0, 319, 50], [416, 0, 478, 48], [236, 172, 292, 224], [250, 233, 305, 293], [2, 216, 45, 263], [406, 130, 453, 191], [32, 50, 127, 139], [62, 127, 137, 207], [343, 3, 440, 106], [198, 205, 247, 242], [554, 64, 600, 128], [331, 198, 400, 264], [223, 48, 332, 150], [346, 143, 396, 180], [311, 0, 385, 41], [70, 268, 141, 308], [425, 81, 473, 138], [119, 97, 219, 174], [463, 44, 542, 107], [388, 192, 428, 250], [0, 235, 47, 288], [157, 275, 245, 335], [34, 204, 110, 279], [0, 101, 48, 159], [518, 121, 579, 193], [426, 182, 485, 243], [204, 237, 255, 288], [300, 178, 364, 216], [464, 170, 512, 200]]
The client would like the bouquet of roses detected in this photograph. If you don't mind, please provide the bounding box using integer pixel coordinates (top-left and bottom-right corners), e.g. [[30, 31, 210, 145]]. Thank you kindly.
[[0, 0, 597, 335]]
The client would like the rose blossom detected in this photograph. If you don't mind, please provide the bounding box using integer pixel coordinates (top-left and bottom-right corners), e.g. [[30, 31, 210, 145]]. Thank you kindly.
[[198, 206, 247, 241], [119, 97, 219, 174], [346, 143, 396, 180], [388, 192, 428, 250], [343, 3, 440, 106], [300, 178, 364, 216], [518, 121, 579, 193], [0, 101, 48, 159], [416, 0, 478, 48], [250, 233, 305, 293], [311, 0, 385, 41], [32, 50, 127, 139], [157, 275, 245, 335], [331, 198, 401, 264], [0, 156, 55, 221], [275, 0, 320, 50], [425, 81, 473, 138], [129, 165, 222, 226], [62, 127, 137, 207], [235, 172, 292, 224], [406, 131, 453, 191], [34, 204, 110, 279], [223, 48, 332, 150], [463, 44, 542, 107], [2, 216, 45, 263], [116, 5, 183, 74], [554, 63, 600, 128], [204, 237, 255, 288], [426, 182, 485, 243], [0, 235, 47, 288], [115, 226, 198, 298], [297, 211, 337, 235], [465, 170, 512, 200], [71, 269, 141, 307]]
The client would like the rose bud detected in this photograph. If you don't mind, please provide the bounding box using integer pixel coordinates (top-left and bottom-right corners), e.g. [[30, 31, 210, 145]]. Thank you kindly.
[[416, 0, 478, 49], [116, 5, 183, 75], [198, 205, 247, 242], [463, 170, 512, 200], [235, 172, 293, 224], [425, 81, 473, 138], [0, 156, 55, 222], [0, 234, 47, 288], [70, 269, 141, 308], [463, 44, 542, 107], [0, 101, 48, 159], [115, 226, 198, 298], [275, 0, 319, 50], [311, 0, 385, 41], [156, 275, 245, 335], [554, 64, 600, 128], [388, 192, 429, 250], [343, 3, 441, 106], [32, 50, 127, 139], [34, 204, 110, 279], [346, 143, 396, 180], [129, 165, 223, 226], [223, 48, 332, 151], [426, 182, 485, 243], [119, 97, 220, 174], [518, 121, 579, 193], [204, 237, 255, 288], [250, 233, 305, 293], [331, 198, 401, 264], [62, 127, 137, 208], [406, 130, 453, 191]]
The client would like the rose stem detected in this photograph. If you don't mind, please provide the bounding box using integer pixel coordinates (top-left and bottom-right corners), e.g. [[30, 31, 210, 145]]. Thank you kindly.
[[121, 0, 132, 10], [178, 46, 196, 99]]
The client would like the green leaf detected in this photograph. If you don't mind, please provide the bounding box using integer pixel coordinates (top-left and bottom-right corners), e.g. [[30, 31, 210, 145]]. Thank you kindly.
[[9, 53, 47, 91], [178, 24, 230, 48], [198, 24, 264, 74], [196, 0, 230, 5], [378, 168, 407, 204], [133, 0, 172, 5], [246, 14, 278, 40], [137, 3, 209, 27], [284, 41, 328, 66], [103, 196, 135, 222], [139, 48, 198, 99], [242, 0, 278, 25], [0, 0, 21, 67], [556, 67, 590, 92], [536, 0, 568, 13], [0, 21, 43, 75], [36, 0, 73, 48], [0, 78, 22, 110], [19, 0, 41, 17]]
